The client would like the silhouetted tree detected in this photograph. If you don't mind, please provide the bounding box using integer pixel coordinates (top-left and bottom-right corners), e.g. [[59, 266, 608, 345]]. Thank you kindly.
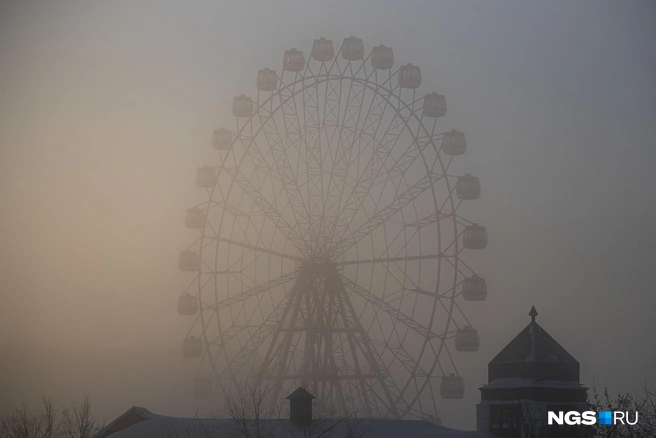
[[61, 395, 99, 438], [0, 395, 101, 438], [588, 386, 655, 438], [223, 380, 274, 438]]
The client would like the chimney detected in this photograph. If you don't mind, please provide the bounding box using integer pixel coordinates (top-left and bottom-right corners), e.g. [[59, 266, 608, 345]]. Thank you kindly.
[[286, 387, 315, 427]]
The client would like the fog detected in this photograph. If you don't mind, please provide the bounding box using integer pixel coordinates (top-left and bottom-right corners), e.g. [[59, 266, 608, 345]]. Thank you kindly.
[[1, 0, 655, 431]]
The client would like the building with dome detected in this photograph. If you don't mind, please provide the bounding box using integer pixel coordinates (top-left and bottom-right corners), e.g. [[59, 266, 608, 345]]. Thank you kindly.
[[476, 306, 589, 437]]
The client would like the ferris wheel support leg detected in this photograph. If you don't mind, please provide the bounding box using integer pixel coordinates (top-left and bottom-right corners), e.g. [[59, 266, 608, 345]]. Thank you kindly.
[[333, 272, 402, 419]]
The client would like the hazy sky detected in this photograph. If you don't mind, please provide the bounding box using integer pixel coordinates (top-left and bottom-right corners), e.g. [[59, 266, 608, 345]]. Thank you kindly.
[[1, 0, 655, 430]]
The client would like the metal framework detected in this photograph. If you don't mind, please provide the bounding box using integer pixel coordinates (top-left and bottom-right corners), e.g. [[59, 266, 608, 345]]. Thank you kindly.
[[178, 37, 486, 421]]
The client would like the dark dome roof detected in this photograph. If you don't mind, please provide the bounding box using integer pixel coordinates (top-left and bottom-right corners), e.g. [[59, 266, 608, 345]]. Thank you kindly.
[[488, 307, 580, 382], [490, 322, 578, 365]]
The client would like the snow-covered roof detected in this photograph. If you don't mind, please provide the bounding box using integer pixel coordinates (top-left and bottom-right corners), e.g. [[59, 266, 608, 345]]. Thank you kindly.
[[94, 406, 154, 438], [480, 377, 587, 390], [100, 410, 492, 438]]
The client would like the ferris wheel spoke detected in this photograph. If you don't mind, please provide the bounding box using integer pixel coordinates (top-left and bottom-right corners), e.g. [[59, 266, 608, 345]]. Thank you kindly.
[[395, 330, 457, 419], [326, 91, 402, 241], [211, 271, 297, 313], [318, 68, 379, 238], [340, 276, 442, 343], [389, 212, 449, 229], [437, 178, 460, 213], [333, 70, 377, 165], [321, 74, 369, 216], [212, 236, 302, 263], [275, 75, 320, 254], [220, 159, 298, 256], [447, 300, 476, 331], [222, 166, 306, 253], [367, 260, 423, 305], [215, 291, 296, 382], [358, 278, 428, 382], [301, 73, 328, 254], [216, 301, 291, 382], [355, 290, 441, 390], [329, 89, 448, 257], [316, 71, 397, 248], [339, 134, 438, 244], [254, 105, 312, 244], [371, 213, 423, 260], [210, 199, 266, 219], [441, 254, 480, 285], [328, 78, 413, 184], [363, 275, 446, 370], [230, 147, 305, 233], [221, 262, 281, 332], [335, 253, 447, 265], [227, 210, 284, 271], [313, 77, 345, 251], [394, 287, 438, 299], [327, 124, 434, 254], [332, 173, 439, 258]]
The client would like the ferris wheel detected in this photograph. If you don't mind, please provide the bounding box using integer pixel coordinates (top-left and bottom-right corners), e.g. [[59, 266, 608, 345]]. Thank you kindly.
[[177, 36, 488, 420]]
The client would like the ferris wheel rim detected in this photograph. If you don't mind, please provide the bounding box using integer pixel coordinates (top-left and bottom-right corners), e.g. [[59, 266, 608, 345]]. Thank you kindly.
[[183, 38, 483, 420]]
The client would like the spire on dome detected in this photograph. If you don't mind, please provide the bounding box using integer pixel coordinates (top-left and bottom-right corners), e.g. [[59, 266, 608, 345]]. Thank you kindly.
[[529, 306, 538, 323]]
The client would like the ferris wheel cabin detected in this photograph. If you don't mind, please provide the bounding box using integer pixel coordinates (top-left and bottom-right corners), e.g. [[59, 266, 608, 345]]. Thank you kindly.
[[464, 224, 488, 250], [342, 36, 364, 60], [185, 207, 206, 229], [442, 129, 467, 155], [196, 166, 216, 188], [462, 275, 487, 301], [456, 174, 481, 200], [440, 374, 465, 399], [371, 45, 394, 70], [179, 250, 200, 272], [182, 336, 202, 358], [423, 92, 447, 118], [311, 37, 334, 62], [256, 68, 278, 91], [212, 128, 233, 151], [232, 94, 254, 118], [399, 63, 422, 89], [177, 293, 199, 315], [283, 49, 305, 72], [455, 327, 480, 352]]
